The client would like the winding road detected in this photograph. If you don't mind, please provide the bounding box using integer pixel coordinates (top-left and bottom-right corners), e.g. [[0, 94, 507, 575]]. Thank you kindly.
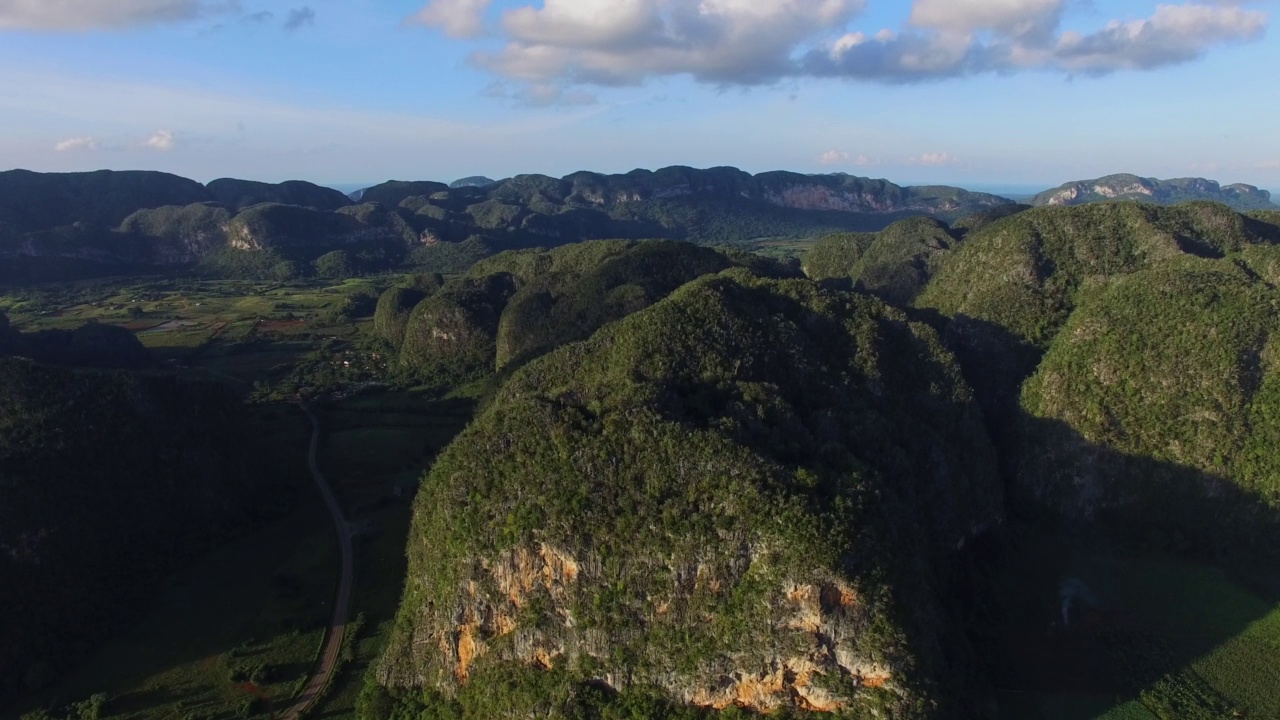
[[280, 404, 354, 720]]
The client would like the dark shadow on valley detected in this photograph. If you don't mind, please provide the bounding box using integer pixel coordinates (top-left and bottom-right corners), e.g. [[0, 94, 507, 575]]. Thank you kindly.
[[919, 311, 1280, 719]]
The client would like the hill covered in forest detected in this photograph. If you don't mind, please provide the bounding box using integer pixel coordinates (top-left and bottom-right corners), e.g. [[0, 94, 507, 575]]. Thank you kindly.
[[367, 271, 1000, 719]]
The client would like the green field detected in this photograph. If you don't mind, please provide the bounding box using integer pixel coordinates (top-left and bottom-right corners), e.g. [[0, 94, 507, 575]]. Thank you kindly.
[[996, 540, 1280, 720], [2, 276, 386, 369]]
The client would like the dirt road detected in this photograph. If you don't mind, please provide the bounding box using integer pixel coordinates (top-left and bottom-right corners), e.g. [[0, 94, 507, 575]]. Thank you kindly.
[[280, 404, 354, 720]]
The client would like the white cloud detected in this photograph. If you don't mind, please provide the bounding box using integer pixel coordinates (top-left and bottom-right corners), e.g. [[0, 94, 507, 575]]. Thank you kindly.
[[54, 136, 98, 152], [908, 151, 961, 166], [474, 0, 868, 86], [820, 150, 879, 166], [1054, 4, 1267, 72], [146, 129, 177, 151], [406, 0, 1269, 91], [0, 0, 237, 31], [910, 0, 1064, 38], [407, 0, 491, 38]]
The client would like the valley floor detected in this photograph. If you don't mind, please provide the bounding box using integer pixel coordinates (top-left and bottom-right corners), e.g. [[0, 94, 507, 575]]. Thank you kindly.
[[990, 527, 1280, 720]]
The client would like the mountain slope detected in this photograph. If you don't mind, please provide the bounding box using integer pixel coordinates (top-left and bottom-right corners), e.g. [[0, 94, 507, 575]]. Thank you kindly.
[[395, 241, 798, 385], [370, 271, 1000, 718], [0, 169, 211, 234], [1017, 257, 1280, 549], [803, 216, 963, 306]]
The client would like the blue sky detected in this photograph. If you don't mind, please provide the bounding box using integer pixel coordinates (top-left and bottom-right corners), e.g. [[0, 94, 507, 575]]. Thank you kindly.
[[0, 0, 1276, 192]]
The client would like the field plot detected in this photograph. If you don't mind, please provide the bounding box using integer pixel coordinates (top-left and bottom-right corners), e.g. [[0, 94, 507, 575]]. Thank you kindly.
[[3, 277, 385, 383], [749, 237, 816, 260]]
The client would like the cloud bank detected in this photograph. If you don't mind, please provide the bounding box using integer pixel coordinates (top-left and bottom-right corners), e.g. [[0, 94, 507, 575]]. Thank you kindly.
[[408, 0, 1267, 93]]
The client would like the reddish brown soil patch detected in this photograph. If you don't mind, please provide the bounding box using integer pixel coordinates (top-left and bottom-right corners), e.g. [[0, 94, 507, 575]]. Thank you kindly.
[[240, 682, 269, 699]]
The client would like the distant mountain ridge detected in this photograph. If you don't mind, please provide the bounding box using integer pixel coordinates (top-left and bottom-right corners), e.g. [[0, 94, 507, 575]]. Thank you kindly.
[[1033, 173, 1277, 211], [4, 165, 1276, 284], [371, 166, 1014, 217], [0, 167, 1014, 282]]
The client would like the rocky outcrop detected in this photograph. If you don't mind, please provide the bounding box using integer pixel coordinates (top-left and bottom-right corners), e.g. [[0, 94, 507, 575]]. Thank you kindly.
[[389, 542, 894, 714]]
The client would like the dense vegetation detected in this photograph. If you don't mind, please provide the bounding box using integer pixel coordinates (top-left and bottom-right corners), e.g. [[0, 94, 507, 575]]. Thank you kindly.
[[392, 241, 798, 386], [803, 217, 962, 306], [0, 169, 210, 234], [0, 357, 300, 703], [1017, 259, 1280, 549], [8, 171, 1280, 720], [206, 178, 353, 212], [370, 270, 1000, 719]]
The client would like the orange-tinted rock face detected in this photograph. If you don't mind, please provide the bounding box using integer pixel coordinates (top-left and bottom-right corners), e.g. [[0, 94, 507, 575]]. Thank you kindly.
[[413, 543, 895, 715]]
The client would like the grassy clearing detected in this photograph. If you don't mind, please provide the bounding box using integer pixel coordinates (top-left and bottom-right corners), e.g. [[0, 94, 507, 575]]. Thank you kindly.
[[3, 278, 385, 395]]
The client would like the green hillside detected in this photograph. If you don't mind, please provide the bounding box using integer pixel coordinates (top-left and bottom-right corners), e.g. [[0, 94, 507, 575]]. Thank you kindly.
[[395, 241, 797, 386], [369, 271, 1000, 719], [206, 178, 353, 212], [1017, 258, 1280, 545], [804, 217, 961, 305]]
